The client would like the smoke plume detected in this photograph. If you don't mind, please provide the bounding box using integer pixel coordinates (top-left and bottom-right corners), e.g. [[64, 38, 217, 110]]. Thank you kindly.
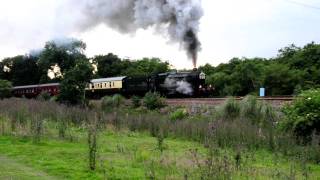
[[73, 0, 203, 67], [165, 78, 193, 95]]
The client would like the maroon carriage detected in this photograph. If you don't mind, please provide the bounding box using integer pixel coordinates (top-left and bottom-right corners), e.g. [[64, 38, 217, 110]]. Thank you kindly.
[[12, 83, 60, 98]]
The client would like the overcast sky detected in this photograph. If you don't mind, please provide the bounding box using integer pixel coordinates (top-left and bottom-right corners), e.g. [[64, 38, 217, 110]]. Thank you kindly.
[[0, 0, 320, 69]]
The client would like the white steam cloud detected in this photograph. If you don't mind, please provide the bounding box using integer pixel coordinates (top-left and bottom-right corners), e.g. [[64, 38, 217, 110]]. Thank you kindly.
[[72, 0, 203, 67], [165, 78, 193, 95]]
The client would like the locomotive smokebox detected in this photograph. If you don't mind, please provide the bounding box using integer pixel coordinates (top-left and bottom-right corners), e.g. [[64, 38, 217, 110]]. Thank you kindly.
[[193, 68, 198, 71]]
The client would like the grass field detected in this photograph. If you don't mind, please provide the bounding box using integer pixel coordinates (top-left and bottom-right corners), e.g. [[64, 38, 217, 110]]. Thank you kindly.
[[0, 98, 320, 179], [1, 129, 320, 179]]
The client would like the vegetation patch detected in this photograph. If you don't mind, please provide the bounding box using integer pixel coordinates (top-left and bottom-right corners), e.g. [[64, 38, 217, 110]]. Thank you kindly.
[[0, 98, 319, 179]]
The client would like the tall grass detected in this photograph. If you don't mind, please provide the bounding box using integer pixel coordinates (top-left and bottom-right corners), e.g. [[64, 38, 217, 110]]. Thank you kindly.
[[0, 97, 319, 163]]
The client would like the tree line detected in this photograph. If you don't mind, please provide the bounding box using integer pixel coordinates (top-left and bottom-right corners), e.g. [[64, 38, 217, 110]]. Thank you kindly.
[[1, 39, 320, 103], [0, 40, 170, 86], [199, 42, 320, 96], [0, 39, 170, 104]]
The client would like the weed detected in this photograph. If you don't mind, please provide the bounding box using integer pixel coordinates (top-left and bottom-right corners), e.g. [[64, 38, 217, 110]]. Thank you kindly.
[[131, 95, 141, 108], [88, 114, 99, 171], [170, 108, 188, 121], [31, 115, 43, 144], [145, 160, 156, 180], [222, 97, 240, 120], [143, 92, 166, 110]]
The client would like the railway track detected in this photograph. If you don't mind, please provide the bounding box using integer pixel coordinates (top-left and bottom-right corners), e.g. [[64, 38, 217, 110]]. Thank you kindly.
[[166, 97, 294, 106]]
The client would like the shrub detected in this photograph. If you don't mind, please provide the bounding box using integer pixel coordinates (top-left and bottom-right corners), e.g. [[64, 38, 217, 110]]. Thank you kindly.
[[143, 92, 166, 110], [101, 96, 113, 110], [281, 89, 320, 140], [131, 96, 141, 108], [0, 79, 12, 99], [37, 92, 51, 101], [88, 115, 98, 171], [101, 94, 124, 110], [240, 95, 262, 123], [50, 96, 58, 102], [112, 94, 124, 107], [170, 108, 188, 121], [221, 97, 240, 120]]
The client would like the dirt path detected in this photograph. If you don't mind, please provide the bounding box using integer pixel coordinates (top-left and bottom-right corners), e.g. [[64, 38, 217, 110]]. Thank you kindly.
[[0, 155, 57, 180]]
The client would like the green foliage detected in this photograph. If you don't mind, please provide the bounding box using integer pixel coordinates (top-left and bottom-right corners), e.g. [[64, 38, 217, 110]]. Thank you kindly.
[[101, 96, 114, 110], [38, 39, 87, 83], [240, 95, 263, 123], [170, 108, 188, 121], [200, 42, 320, 96], [112, 94, 125, 107], [93, 53, 124, 77], [1, 55, 40, 86], [58, 59, 93, 105], [124, 58, 170, 77], [0, 79, 12, 99], [143, 92, 166, 110], [131, 96, 141, 108], [37, 91, 51, 101], [221, 97, 240, 120], [264, 63, 303, 95], [1, 98, 320, 170], [101, 94, 125, 110], [93, 56, 170, 78], [1, 41, 320, 98], [281, 89, 320, 139]]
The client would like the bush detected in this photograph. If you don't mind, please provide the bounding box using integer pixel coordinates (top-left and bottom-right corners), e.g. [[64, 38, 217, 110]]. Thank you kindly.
[[131, 96, 141, 108], [112, 94, 124, 107], [170, 109, 188, 121], [37, 92, 51, 101], [101, 96, 113, 110], [281, 89, 320, 140], [50, 96, 58, 102], [241, 95, 262, 122], [143, 92, 166, 110], [0, 79, 12, 99], [222, 97, 240, 120], [101, 94, 124, 110]]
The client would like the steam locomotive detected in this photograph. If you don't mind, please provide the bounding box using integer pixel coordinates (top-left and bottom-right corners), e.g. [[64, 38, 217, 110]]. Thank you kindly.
[[12, 70, 212, 98]]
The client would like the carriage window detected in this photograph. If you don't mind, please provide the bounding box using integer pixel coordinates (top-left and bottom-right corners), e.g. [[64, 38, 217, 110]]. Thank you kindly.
[[109, 82, 111, 88], [113, 82, 115, 87]]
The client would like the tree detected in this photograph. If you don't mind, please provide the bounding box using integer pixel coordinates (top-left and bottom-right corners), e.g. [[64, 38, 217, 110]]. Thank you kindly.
[[206, 72, 234, 96], [93, 53, 124, 77], [38, 39, 87, 83], [0, 55, 40, 86], [231, 60, 264, 96], [282, 89, 320, 141], [198, 63, 215, 75], [11, 55, 40, 86], [124, 58, 170, 76], [277, 44, 300, 60], [0, 79, 12, 99], [94, 55, 170, 77], [58, 59, 93, 105], [0, 57, 15, 81], [263, 63, 303, 95]]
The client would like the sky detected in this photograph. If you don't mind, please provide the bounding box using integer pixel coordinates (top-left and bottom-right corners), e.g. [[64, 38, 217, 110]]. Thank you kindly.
[[0, 0, 320, 69]]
